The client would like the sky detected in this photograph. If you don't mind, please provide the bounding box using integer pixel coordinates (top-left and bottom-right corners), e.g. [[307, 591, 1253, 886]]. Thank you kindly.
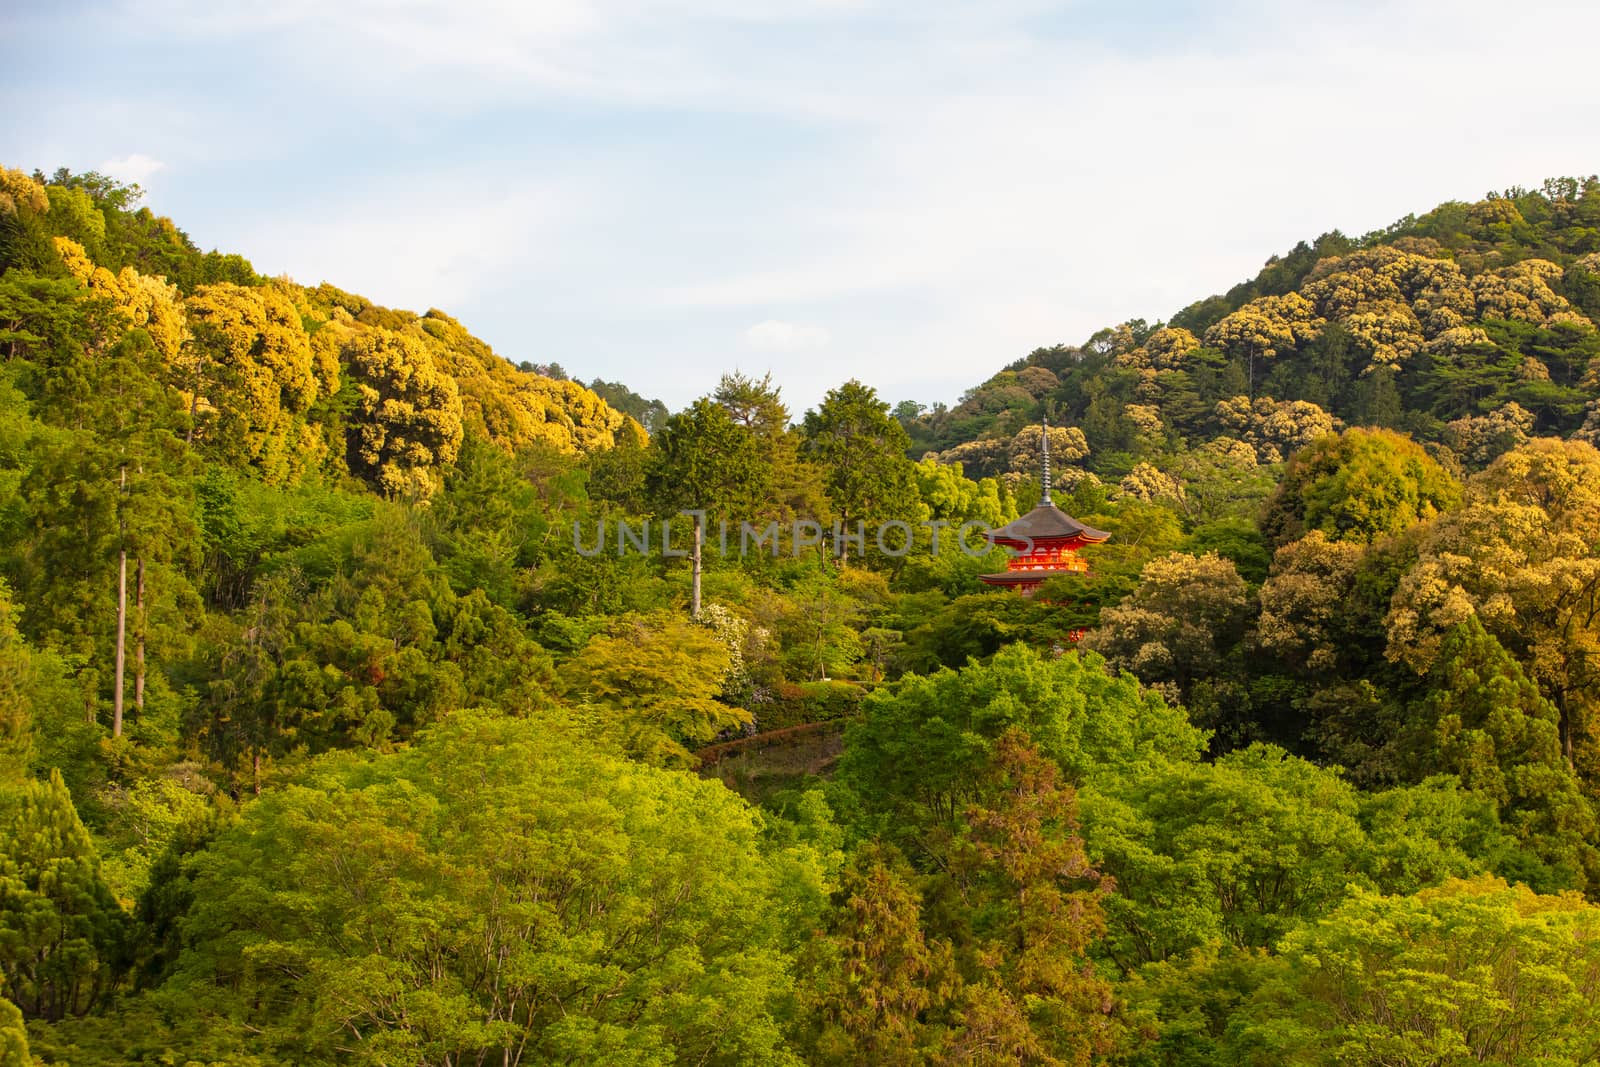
[[3, 0, 1599, 416]]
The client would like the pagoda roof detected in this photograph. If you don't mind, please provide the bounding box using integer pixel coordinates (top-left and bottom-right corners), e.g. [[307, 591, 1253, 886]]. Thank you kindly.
[[987, 503, 1110, 546]]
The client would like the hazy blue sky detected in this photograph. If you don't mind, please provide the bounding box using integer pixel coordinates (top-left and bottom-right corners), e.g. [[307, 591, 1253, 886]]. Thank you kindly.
[[4, 0, 1598, 415]]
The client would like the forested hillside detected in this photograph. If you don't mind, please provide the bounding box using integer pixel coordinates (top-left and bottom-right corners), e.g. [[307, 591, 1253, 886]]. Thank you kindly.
[[2, 165, 1600, 1066], [909, 175, 1600, 471]]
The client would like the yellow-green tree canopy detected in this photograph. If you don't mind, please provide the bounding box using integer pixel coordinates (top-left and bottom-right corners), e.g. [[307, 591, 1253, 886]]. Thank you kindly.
[[911, 458, 1011, 528], [163, 711, 820, 1064], [1472, 258, 1578, 324], [1203, 293, 1323, 363], [1303, 259, 1406, 319], [1215, 395, 1341, 464], [1262, 427, 1461, 545], [54, 236, 187, 364], [184, 281, 330, 481], [1387, 438, 1600, 783], [1444, 401, 1536, 466], [1081, 551, 1253, 708], [1115, 326, 1201, 370], [931, 437, 1010, 477], [0, 993, 30, 1065], [1257, 532, 1368, 672], [342, 327, 465, 498], [1403, 254, 1476, 334], [999, 364, 1058, 398], [0, 167, 48, 217], [41, 187, 105, 256], [1232, 876, 1600, 1065], [417, 310, 637, 454], [1341, 300, 1425, 371], [1007, 422, 1089, 474], [558, 611, 748, 767], [1118, 461, 1186, 507], [295, 290, 639, 459]]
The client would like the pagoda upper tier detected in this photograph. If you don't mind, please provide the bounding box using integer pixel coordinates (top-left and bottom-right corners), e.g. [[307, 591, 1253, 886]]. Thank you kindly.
[[984, 504, 1109, 551], [977, 501, 1109, 589]]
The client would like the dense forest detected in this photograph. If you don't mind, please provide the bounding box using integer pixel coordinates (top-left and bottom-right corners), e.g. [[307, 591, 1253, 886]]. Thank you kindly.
[[1, 163, 1599, 1065]]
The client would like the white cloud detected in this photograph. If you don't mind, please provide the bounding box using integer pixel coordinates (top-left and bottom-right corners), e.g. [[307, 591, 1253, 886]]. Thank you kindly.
[[624, 0, 1600, 409], [744, 320, 832, 352], [19, 0, 1600, 415], [100, 152, 165, 184]]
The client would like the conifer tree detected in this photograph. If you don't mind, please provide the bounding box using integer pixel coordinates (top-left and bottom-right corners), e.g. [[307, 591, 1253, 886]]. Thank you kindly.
[[802, 380, 919, 565], [0, 771, 129, 1020]]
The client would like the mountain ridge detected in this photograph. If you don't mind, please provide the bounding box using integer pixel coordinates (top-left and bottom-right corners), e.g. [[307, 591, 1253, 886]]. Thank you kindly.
[[899, 175, 1600, 494]]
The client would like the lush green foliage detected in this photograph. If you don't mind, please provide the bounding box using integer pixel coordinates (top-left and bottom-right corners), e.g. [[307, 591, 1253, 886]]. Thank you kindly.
[[150, 713, 816, 1065], [6, 166, 1600, 1062]]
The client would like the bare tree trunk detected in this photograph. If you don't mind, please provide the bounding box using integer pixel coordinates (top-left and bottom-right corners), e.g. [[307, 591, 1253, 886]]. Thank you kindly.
[[113, 468, 126, 737], [253, 750, 262, 797], [1558, 690, 1574, 767], [134, 556, 146, 713], [691, 516, 703, 618]]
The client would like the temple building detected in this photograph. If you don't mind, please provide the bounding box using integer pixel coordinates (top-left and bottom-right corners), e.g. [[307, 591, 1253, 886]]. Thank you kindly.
[[978, 420, 1109, 596]]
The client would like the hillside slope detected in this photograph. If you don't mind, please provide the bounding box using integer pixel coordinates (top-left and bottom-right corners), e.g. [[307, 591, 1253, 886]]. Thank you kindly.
[[1, 166, 640, 497], [905, 176, 1600, 488]]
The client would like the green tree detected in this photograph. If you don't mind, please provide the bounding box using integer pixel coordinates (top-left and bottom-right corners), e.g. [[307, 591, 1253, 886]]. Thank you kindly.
[[896, 591, 1084, 673], [1167, 440, 1278, 527], [802, 380, 920, 565], [810, 733, 1128, 1064], [1387, 439, 1600, 783], [0, 771, 130, 1020], [14, 438, 122, 703], [803, 844, 954, 1066], [582, 428, 649, 514], [189, 573, 301, 795], [1084, 746, 1368, 968], [937, 729, 1125, 1065], [646, 397, 768, 615], [161, 711, 817, 1065], [776, 572, 866, 682], [0, 583, 39, 777], [1413, 618, 1598, 891], [714, 369, 789, 436], [0, 273, 102, 389], [1080, 551, 1253, 730], [1181, 518, 1272, 585], [714, 371, 830, 537], [838, 643, 1205, 851], [559, 611, 748, 766], [1232, 876, 1600, 1066], [342, 327, 464, 498], [1261, 427, 1461, 546]]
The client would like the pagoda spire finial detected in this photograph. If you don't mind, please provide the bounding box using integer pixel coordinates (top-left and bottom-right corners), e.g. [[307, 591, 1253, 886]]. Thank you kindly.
[[1040, 415, 1052, 506]]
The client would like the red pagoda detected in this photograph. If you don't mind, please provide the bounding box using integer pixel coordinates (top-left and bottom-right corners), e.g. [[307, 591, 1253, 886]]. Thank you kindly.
[[978, 419, 1109, 596]]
